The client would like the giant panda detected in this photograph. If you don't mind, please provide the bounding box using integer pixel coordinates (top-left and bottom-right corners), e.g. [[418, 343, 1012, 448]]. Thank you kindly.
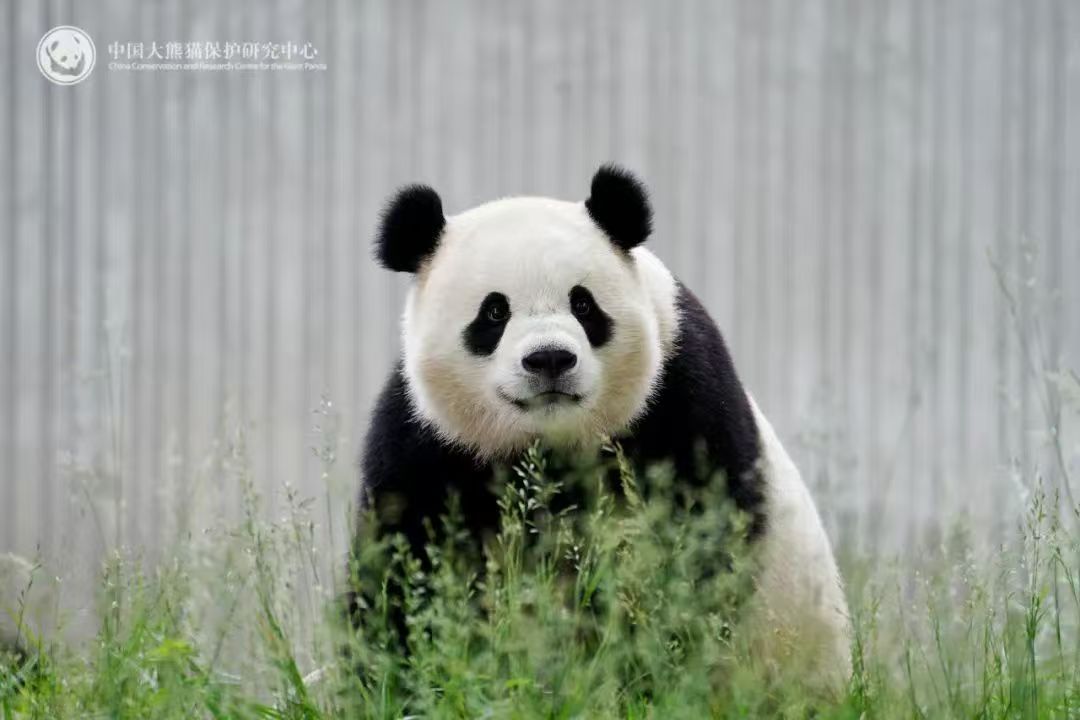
[[354, 164, 851, 688]]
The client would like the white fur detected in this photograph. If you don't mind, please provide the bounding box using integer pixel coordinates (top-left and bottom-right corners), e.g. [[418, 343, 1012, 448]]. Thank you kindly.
[[745, 397, 852, 691], [402, 196, 677, 459]]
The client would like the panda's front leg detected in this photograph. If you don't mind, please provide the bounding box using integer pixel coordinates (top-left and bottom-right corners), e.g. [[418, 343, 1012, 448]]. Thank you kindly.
[[348, 366, 500, 648]]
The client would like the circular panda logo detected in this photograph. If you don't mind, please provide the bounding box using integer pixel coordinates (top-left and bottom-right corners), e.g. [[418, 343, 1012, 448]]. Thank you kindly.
[[37, 26, 96, 86]]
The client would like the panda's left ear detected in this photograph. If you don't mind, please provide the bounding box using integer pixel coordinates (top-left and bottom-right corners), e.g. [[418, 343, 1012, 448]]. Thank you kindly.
[[375, 184, 446, 273], [585, 164, 653, 251]]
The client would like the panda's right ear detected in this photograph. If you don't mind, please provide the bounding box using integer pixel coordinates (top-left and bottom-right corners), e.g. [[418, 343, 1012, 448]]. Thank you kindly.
[[375, 185, 446, 273], [585, 164, 652, 251]]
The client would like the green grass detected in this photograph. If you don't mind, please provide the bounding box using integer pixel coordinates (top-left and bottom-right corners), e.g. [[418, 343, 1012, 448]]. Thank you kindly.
[[2, 429, 1079, 720]]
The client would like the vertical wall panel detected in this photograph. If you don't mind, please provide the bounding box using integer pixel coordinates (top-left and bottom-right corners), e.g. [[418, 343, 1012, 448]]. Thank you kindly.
[[2, 0, 18, 552]]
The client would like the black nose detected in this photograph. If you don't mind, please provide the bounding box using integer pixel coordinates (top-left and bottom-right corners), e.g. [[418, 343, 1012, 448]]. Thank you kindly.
[[522, 349, 578, 378]]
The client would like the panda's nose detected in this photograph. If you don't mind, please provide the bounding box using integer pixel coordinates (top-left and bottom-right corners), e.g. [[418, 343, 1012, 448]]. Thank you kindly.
[[522, 349, 578, 378]]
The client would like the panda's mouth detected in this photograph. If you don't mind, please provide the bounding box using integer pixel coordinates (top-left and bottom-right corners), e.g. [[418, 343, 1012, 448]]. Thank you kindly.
[[499, 388, 584, 410]]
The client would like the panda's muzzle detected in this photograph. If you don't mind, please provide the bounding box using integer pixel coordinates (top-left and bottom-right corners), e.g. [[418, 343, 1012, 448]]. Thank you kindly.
[[498, 349, 580, 410]]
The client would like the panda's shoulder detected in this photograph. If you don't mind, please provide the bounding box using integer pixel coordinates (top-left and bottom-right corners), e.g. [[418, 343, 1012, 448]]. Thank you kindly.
[[660, 282, 756, 435], [627, 281, 765, 520], [362, 366, 480, 493]]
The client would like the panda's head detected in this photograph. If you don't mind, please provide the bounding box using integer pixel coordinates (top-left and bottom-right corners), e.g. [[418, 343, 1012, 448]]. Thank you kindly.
[[377, 165, 679, 459]]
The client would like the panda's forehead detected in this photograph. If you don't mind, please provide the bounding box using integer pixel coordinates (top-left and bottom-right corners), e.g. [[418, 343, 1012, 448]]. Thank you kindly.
[[449, 197, 597, 252], [424, 196, 630, 305]]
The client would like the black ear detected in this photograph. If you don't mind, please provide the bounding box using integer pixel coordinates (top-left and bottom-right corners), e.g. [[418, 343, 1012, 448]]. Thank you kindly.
[[375, 185, 446, 273], [584, 164, 652, 251]]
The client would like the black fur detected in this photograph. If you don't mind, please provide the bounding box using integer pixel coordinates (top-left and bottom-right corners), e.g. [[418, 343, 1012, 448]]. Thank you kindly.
[[569, 285, 613, 348], [463, 292, 512, 356], [348, 368, 500, 640], [352, 284, 765, 594], [585, 164, 653, 251], [357, 368, 501, 549], [621, 284, 765, 536], [375, 185, 446, 273]]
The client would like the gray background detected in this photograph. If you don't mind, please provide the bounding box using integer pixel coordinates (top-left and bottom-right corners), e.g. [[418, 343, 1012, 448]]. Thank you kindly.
[[1, 0, 1078, 596]]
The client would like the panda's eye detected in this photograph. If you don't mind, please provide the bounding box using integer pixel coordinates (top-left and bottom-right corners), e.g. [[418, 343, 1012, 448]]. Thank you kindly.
[[484, 296, 510, 323], [571, 293, 592, 318], [569, 285, 611, 347]]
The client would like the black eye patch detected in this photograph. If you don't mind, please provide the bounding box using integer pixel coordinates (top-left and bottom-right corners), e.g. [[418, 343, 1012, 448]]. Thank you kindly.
[[569, 285, 612, 347], [463, 292, 511, 356]]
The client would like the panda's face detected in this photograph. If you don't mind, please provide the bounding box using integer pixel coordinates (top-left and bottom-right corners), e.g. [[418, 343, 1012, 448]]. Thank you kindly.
[[377, 167, 678, 459], [402, 197, 674, 457]]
